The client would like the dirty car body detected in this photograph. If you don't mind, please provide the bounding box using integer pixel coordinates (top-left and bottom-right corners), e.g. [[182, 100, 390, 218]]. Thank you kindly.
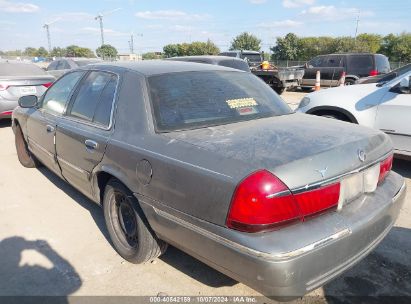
[[12, 61, 406, 299]]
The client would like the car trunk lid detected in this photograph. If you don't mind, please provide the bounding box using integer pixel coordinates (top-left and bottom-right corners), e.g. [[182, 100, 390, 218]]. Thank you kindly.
[[0, 75, 55, 100]]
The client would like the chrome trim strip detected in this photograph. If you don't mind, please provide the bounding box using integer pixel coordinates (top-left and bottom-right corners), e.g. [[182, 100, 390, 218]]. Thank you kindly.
[[154, 208, 352, 261], [57, 156, 89, 177], [292, 151, 393, 194], [266, 190, 291, 199], [392, 181, 406, 203]]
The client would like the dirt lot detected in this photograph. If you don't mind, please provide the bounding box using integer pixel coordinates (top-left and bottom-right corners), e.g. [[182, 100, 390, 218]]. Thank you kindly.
[[0, 93, 410, 303]]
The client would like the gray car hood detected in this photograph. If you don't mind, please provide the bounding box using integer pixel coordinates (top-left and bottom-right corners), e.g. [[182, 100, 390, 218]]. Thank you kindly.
[[164, 113, 392, 189]]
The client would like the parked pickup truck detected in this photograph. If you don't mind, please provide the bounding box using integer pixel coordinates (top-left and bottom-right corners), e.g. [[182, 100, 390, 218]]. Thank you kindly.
[[219, 50, 304, 95]]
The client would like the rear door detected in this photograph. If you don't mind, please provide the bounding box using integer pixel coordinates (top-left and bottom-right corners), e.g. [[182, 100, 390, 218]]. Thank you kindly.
[[56, 70, 119, 197], [374, 76, 411, 154], [26, 71, 85, 174], [320, 55, 344, 87]]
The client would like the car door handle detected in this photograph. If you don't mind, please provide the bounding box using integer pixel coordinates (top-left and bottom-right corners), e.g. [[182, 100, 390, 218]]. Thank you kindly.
[[46, 125, 55, 133], [85, 139, 99, 150]]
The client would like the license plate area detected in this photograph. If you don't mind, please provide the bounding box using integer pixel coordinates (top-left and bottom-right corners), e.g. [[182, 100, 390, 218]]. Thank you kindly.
[[337, 164, 380, 210], [20, 86, 37, 95]]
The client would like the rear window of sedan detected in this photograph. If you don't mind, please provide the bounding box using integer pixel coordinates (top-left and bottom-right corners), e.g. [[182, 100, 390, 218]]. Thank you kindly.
[[0, 62, 47, 76], [148, 71, 291, 132]]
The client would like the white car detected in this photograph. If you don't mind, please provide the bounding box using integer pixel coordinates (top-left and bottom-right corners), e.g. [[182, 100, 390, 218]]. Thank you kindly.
[[297, 71, 411, 157]]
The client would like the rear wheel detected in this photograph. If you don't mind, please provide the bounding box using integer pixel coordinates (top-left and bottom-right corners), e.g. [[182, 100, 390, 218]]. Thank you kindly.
[[274, 86, 285, 95], [103, 178, 167, 263], [15, 124, 40, 168], [344, 78, 356, 86]]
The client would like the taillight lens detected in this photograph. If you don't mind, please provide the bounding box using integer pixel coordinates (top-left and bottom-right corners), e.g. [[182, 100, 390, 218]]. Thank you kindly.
[[226, 170, 300, 232], [0, 83, 9, 91], [379, 155, 393, 184], [226, 170, 340, 233], [294, 183, 340, 219], [42, 82, 53, 88], [369, 70, 379, 76]]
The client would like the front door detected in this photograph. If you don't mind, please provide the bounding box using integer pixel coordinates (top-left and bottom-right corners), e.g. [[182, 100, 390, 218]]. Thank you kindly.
[[56, 71, 119, 198], [374, 77, 411, 154], [26, 71, 85, 175]]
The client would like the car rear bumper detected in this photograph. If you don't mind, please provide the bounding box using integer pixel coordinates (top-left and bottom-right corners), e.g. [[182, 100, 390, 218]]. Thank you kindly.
[[0, 98, 18, 119], [138, 172, 406, 300]]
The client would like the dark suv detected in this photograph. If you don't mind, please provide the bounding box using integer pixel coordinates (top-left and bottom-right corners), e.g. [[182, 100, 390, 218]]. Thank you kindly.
[[301, 53, 390, 88]]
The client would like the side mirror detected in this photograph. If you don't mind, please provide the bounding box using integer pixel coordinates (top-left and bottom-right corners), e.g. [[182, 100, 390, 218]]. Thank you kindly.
[[399, 76, 411, 94], [18, 95, 38, 108]]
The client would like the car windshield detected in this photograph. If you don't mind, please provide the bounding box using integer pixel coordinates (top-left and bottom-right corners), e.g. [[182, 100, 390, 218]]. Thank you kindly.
[[148, 71, 292, 132], [0, 62, 46, 76]]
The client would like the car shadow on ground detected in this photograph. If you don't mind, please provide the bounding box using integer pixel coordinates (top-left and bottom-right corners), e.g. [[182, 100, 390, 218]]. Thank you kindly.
[[323, 227, 411, 303], [0, 236, 82, 300], [37, 166, 237, 289]]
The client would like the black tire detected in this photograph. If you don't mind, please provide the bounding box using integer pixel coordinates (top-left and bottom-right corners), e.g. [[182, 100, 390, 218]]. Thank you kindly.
[[300, 87, 313, 92], [103, 178, 167, 263], [344, 79, 356, 86], [274, 86, 285, 95], [15, 124, 40, 168], [319, 112, 350, 122]]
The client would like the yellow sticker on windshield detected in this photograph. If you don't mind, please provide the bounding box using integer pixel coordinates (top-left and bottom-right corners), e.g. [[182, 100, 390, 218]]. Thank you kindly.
[[226, 98, 258, 109]]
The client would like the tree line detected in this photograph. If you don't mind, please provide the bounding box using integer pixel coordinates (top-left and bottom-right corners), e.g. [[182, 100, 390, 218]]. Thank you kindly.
[[0, 44, 118, 59]]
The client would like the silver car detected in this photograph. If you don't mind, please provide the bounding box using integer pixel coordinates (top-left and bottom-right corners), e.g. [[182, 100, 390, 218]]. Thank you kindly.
[[0, 61, 55, 120], [46, 58, 102, 79], [12, 61, 406, 299]]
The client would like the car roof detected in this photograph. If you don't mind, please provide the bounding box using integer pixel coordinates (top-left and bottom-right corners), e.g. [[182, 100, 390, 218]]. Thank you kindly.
[[88, 60, 243, 76], [166, 55, 246, 63], [223, 50, 260, 54]]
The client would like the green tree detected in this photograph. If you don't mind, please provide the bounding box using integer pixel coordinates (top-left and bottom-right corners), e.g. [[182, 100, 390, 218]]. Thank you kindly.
[[163, 40, 220, 57], [65, 45, 95, 58], [50, 47, 66, 58], [230, 32, 261, 51], [36, 47, 48, 57], [356, 34, 382, 53], [271, 33, 300, 60], [96, 44, 118, 59], [142, 52, 163, 60], [23, 47, 37, 57]]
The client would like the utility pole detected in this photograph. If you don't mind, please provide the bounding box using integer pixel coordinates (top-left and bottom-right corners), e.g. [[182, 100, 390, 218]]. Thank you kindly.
[[129, 33, 134, 54], [354, 11, 360, 41], [94, 8, 121, 47], [43, 18, 61, 53]]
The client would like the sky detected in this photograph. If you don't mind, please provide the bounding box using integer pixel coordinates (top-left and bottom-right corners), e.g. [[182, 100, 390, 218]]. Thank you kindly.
[[0, 0, 410, 54]]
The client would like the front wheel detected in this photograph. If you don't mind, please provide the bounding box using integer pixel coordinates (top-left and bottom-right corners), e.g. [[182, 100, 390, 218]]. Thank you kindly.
[[273, 86, 285, 95], [103, 179, 167, 263], [15, 124, 40, 168]]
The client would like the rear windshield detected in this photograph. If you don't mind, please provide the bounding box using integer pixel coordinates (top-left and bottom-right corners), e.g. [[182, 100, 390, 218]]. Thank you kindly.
[[375, 55, 390, 73], [241, 54, 261, 63], [74, 60, 99, 67], [347, 55, 373, 70], [0, 62, 46, 76], [148, 71, 291, 132]]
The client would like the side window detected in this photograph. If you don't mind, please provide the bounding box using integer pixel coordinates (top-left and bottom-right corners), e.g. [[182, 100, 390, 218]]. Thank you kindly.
[[62, 61, 71, 70], [308, 56, 324, 68], [68, 71, 117, 127], [324, 56, 342, 67], [41, 71, 85, 115]]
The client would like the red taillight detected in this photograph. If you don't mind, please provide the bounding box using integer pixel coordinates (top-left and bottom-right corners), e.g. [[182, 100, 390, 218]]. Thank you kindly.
[[226, 170, 340, 233], [42, 82, 53, 88], [226, 170, 300, 232], [0, 111, 13, 116], [379, 155, 393, 184], [0, 83, 9, 91], [369, 70, 378, 76], [294, 183, 340, 219]]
